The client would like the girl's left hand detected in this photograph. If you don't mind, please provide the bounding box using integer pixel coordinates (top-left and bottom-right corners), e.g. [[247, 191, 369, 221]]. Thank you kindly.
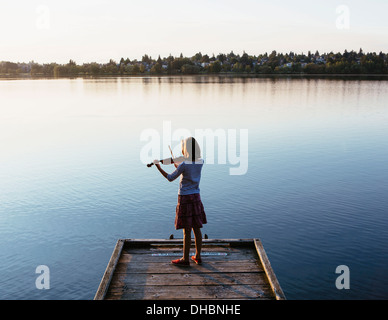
[[153, 159, 160, 165]]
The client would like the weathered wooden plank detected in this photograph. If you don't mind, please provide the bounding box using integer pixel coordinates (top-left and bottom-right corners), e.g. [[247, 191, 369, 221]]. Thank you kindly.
[[115, 260, 264, 274], [94, 239, 125, 300], [122, 239, 254, 249], [106, 284, 274, 300], [122, 246, 254, 254], [110, 271, 268, 287], [254, 239, 286, 300], [120, 250, 258, 263]]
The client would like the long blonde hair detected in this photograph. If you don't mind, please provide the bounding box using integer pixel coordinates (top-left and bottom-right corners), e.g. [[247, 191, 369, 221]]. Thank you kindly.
[[181, 137, 201, 161]]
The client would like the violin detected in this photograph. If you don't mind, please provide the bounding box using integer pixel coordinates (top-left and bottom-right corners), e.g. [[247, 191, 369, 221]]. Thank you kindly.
[[147, 140, 197, 168], [147, 156, 185, 168]]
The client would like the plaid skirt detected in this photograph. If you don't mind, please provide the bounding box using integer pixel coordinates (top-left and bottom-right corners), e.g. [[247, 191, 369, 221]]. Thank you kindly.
[[175, 193, 207, 230]]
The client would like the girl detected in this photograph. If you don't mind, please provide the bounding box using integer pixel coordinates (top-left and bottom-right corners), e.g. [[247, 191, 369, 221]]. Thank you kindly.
[[153, 137, 207, 266]]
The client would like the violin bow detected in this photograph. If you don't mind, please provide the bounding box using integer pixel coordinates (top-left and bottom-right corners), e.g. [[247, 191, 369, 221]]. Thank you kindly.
[[146, 145, 175, 168], [169, 145, 179, 168]]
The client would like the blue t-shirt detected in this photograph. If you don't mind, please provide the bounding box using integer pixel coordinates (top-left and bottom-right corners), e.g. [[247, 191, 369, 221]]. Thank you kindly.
[[167, 159, 204, 195]]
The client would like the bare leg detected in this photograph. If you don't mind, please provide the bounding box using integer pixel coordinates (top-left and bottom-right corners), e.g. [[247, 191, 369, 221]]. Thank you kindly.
[[182, 228, 191, 262], [193, 228, 202, 260]]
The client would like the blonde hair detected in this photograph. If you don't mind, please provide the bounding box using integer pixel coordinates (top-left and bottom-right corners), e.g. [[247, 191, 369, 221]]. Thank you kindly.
[[181, 137, 201, 161]]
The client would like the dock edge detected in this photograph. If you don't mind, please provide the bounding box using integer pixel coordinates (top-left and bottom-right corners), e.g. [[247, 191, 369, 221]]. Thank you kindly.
[[94, 239, 125, 300], [253, 239, 286, 300]]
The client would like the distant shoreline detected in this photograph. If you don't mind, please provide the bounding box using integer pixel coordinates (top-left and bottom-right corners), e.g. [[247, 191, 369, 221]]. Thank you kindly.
[[2, 49, 387, 78], [1, 72, 388, 81]]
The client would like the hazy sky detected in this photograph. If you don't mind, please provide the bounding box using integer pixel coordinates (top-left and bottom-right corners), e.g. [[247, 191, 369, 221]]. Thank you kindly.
[[1, 0, 388, 63]]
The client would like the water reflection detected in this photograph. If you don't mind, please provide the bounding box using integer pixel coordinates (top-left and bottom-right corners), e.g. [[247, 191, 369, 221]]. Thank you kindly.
[[0, 77, 388, 300]]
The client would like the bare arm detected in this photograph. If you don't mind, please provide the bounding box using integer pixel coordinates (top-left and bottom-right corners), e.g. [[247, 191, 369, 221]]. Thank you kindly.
[[153, 159, 184, 182], [155, 163, 168, 179]]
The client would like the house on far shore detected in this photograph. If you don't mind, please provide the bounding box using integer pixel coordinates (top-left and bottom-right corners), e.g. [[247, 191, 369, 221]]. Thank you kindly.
[[315, 57, 326, 64]]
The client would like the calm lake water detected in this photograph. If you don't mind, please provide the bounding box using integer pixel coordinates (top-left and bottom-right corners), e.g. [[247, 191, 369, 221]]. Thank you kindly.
[[1, 76, 388, 300]]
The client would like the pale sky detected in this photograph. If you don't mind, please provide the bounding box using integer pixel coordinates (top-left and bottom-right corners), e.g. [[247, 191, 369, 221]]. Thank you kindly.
[[1, 0, 388, 64]]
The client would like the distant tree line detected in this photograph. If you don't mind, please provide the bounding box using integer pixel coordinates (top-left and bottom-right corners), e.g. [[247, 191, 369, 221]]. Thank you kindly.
[[1, 49, 388, 76]]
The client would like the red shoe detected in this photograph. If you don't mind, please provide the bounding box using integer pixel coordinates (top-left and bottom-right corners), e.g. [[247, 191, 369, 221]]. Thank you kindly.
[[171, 259, 190, 266], [191, 256, 202, 265]]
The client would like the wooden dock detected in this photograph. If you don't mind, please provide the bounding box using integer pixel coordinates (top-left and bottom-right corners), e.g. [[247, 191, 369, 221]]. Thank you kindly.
[[94, 238, 285, 300]]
